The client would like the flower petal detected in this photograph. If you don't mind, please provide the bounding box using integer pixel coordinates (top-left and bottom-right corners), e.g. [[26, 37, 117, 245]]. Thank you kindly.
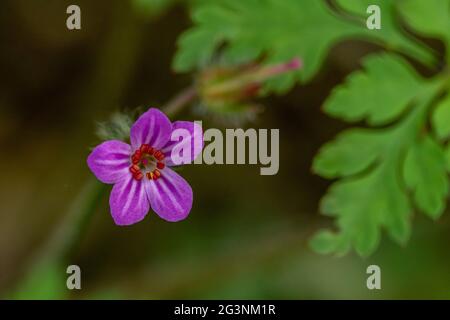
[[145, 167, 193, 222], [130, 108, 172, 150], [162, 121, 204, 166], [110, 176, 149, 225], [87, 140, 131, 184]]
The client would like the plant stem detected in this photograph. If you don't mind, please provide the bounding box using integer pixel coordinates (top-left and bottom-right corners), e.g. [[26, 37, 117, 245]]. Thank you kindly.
[[44, 179, 107, 263], [16, 84, 198, 296], [11, 178, 107, 298], [162, 85, 198, 117]]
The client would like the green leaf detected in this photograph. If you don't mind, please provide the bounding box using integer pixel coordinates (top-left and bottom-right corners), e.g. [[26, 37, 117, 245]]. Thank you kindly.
[[174, 3, 236, 72], [446, 145, 450, 172], [312, 54, 446, 256], [398, 0, 450, 48], [324, 53, 423, 125], [174, 0, 432, 92], [336, 0, 435, 66], [313, 129, 384, 179], [309, 230, 340, 255], [319, 148, 411, 257], [404, 136, 449, 219], [432, 93, 450, 140]]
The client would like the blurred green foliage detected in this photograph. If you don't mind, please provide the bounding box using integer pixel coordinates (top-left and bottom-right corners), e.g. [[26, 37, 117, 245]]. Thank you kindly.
[[12, 261, 67, 300], [133, 0, 180, 17], [309, 0, 450, 255], [433, 94, 450, 140], [174, 0, 434, 93], [399, 0, 450, 54], [311, 54, 448, 256], [174, 0, 450, 256]]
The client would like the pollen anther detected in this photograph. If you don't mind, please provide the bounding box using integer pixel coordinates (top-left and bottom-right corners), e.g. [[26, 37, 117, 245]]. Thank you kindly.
[[134, 172, 143, 180], [131, 144, 166, 180], [154, 151, 165, 161], [129, 165, 140, 174], [140, 144, 149, 153], [132, 157, 140, 164], [156, 162, 165, 169]]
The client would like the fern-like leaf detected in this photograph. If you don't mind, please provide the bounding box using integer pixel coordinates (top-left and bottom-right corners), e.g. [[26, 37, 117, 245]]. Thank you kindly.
[[311, 53, 448, 256], [432, 94, 450, 140], [174, 0, 432, 92], [398, 0, 450, 51]]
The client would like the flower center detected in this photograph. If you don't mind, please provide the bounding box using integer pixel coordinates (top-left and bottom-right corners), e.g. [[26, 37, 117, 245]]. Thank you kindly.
[[129, 144, 165, 181]]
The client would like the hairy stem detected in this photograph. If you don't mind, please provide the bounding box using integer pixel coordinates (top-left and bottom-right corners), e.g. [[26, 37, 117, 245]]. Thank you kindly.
[[162, 85, 198, 117], [14, 83, 197, 297]]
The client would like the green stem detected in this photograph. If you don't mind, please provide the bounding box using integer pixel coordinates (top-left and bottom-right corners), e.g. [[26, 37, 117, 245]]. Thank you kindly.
[[11, 178, 107, 298], [43, 179, 107, 263], [205, 58, 301, 96], [15, 84, 197, 297], [163, 85, 198, 117]]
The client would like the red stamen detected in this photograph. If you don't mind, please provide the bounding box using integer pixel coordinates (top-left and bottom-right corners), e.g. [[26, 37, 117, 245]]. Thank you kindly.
[[153, 169, 161, 180], [129, 165, 140, 174], [146, 172, 154, 180], [154, 151, 165, 161], [156, 162, 165, 170], [131, 145, 167, 181], [140, 144, 150, 153], [132, 155, 140, 164]]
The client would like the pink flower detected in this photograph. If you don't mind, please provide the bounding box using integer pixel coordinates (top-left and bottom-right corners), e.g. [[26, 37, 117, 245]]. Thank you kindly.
[[87, 108, 203, 225]]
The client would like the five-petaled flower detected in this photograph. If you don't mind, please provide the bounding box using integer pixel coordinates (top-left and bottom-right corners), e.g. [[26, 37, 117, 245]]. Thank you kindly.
[[87, 108, 203, 225]]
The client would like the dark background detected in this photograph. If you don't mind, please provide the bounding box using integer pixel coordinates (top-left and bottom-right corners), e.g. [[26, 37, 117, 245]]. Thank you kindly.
[[1, 0, 450, 299]]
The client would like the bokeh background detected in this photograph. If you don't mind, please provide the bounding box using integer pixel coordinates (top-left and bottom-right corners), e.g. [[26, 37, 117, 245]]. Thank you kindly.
[[1, 0, 450, 299]]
